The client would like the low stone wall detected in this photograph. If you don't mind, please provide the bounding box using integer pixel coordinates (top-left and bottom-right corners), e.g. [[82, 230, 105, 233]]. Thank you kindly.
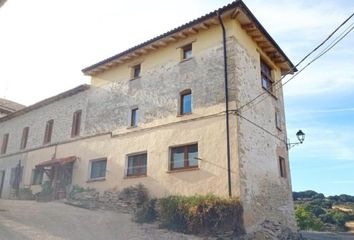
[[67, 184, 147, 213]]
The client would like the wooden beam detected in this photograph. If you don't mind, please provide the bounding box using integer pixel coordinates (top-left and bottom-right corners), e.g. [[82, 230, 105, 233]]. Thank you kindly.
[[258, 42, 270, 48], [253, 36, 265, 42], [246, 30, 260, 36], [147, 45, 158, 50], [188, 28, 198, 34], [157, 41, 168, 47], [198, 23, 209, 30], [178, 32, 187, 39], [241, 23, 256, 30], [209, 18, 219, 25], [262, 47, 276, 53], [231, 9, 240, 19], [167, 36, 178, 42]]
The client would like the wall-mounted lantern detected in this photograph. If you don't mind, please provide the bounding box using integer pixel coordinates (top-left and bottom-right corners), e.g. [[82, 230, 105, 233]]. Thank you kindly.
[[287, 130, 305, 150]]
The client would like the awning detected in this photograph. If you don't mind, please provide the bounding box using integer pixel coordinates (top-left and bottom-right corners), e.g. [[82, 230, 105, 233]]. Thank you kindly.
[[36, 156, 76, 168]]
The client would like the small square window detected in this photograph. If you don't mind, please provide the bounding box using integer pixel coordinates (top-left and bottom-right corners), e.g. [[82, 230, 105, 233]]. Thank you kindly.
[[182, 44, 192, 60], [132, 64, 141, 79], [131, 108, 139, 127], [126, 153, 147, 177], [90, 159, 107, 179], [279, 157, 287, 178]]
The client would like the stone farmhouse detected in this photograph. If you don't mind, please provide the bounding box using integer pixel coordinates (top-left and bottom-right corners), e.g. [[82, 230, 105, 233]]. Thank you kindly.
[[0, 0, 298, 235]]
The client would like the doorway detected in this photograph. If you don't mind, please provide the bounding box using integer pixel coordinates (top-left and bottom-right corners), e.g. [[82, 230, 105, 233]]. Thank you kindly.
[[0, 170, 5, 198]]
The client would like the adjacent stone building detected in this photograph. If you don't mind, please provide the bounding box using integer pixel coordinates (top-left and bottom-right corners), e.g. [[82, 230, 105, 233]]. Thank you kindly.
[[0, 98, 25, 118], [0, 0, 299, 237]]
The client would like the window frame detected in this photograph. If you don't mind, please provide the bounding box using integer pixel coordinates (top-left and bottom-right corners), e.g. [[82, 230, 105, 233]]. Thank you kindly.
[[71, 110, 82, 138], [279, 157, 287, 178], [1, 133, 9, 154], [31, 169, 44, 185], [180, 89, 192, 115], [126, 152, 147, 178], [260, 60, 274, 93], [20, 127, 29, 150], [130, 108, 139, 127], [89, 158, 107, 180], [170, 143, 198, 171], [43, 119, 54, 144], [131, 64, 141, 79], [181, 44, 193, 60]]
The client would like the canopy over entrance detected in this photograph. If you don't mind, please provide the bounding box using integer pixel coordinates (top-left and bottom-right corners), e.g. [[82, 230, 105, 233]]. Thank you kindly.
[[36, 156, 76, 168]]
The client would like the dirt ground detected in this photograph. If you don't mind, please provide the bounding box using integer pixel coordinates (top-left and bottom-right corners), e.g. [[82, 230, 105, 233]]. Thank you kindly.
[[0, 199, 201, 240]]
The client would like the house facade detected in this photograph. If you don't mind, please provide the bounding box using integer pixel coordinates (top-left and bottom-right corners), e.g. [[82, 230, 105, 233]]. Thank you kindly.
[[0, 0, 298, 236]]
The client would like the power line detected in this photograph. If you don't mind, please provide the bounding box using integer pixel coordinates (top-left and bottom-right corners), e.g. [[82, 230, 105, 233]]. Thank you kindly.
[[226, 16, 354, 143], [250, 22, 354, 110], [235, 12, 354, 114]]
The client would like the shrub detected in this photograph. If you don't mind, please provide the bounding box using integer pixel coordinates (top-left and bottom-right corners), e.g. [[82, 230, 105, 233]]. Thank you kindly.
[[135, 198, 157, 223], [158, 194, 244, 236]]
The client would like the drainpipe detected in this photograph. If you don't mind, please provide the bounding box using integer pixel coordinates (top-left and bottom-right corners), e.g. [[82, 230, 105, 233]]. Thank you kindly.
[[217, 12, 232, 197]]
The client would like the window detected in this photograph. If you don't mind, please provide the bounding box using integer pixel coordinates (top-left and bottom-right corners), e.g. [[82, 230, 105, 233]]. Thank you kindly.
[[275, 110, 281, 130], [10, 166, 23, 188], [1, 133, 9, 154], [279, 157, 287, 178], [90, 159, 107, 179], [182, 44, 192, 60], [31, 169, 43, 185], [170, 144, 198, 170], [43, 119, 54, 144], [130, 108, 139, 127], [126, 153, 147, 177], [180, 90, 192, 115], [132, 64, 141, 79], [71, 110, 82, 137], [20, 127, 29, 150], [261, 60, 273, 92]]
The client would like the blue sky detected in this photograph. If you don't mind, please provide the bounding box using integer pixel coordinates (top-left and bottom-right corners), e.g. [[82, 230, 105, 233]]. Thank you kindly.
[[0, 0, 353, 196]]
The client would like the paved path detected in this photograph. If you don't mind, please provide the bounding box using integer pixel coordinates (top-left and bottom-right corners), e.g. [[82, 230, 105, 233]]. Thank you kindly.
[[0, 200, 200, 240]]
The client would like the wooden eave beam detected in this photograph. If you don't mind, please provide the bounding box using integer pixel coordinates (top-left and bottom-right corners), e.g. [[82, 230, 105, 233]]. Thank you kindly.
[[198, 23, 209, 30], [241, 23, 256, 31], [231, 9, 240, 19], [187, 28, 198, 34]]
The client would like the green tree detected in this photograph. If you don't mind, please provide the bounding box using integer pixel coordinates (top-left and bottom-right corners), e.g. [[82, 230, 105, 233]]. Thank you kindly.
[[295, 205, 324, 231]]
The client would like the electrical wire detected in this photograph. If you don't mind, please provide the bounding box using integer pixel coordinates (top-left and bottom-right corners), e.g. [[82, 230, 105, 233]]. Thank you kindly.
[[235, 13, 354, 114]]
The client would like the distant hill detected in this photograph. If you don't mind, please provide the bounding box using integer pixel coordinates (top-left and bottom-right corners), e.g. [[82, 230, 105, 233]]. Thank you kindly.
[[293, 190, 354, 232]]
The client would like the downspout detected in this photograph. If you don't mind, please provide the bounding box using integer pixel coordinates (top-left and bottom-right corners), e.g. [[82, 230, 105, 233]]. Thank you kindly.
[[217, 12, 232, 197]]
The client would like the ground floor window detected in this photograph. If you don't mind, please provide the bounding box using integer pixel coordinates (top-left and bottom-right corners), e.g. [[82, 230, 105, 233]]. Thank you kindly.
[[127, 153, 147, 177], [170, 144, 198, 170], [90, 159, 107, 179], [31, 169, 43, 185]]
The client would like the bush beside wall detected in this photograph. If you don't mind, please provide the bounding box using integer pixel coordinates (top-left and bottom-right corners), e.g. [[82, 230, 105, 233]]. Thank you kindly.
[[137, 194, 244, 236]]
